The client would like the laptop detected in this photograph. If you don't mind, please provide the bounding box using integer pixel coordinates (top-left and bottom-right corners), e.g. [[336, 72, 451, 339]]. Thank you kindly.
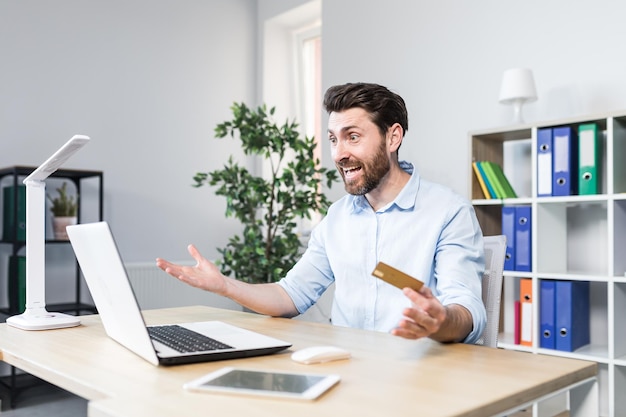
[[66, 221, 292, 366]]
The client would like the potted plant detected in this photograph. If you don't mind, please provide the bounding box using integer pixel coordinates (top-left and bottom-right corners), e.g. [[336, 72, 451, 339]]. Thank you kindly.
[[47, 181, 78, 240], [193, 102, 338, 284]]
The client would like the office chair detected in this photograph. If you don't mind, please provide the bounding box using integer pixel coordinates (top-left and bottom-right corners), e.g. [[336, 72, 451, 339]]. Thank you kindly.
[[476, 235, 507, 348]]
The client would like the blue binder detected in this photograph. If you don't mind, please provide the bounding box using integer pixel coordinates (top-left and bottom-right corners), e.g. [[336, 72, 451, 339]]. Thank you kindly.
[[555, 280, 590, 352], [552, 126, 578, 196], [501, 206, 516, 271], [536, 128, 553, 197], [514, 205, 531, 272], [539, 280, 556, 349]]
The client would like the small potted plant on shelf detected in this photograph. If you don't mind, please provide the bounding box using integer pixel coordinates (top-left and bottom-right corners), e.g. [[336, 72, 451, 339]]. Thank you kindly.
[[47, 181, 78, 240]]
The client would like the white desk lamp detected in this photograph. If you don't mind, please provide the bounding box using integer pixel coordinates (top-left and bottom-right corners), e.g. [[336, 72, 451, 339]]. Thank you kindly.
[[499, 68, 538, 124], [7, 135, 90, 331]]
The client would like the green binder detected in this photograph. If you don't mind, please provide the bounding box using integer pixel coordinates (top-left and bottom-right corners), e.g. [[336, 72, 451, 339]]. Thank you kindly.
[[3, 185, 26, 241], [8, 255, 26, 314], [578, 123, 599, 195]]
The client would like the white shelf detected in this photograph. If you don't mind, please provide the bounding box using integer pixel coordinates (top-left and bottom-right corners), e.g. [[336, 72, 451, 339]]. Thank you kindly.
[[470, 111, 626, 417]]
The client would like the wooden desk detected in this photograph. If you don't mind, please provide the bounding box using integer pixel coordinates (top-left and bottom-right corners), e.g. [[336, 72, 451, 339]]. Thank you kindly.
[[0, 306, 598, 417]]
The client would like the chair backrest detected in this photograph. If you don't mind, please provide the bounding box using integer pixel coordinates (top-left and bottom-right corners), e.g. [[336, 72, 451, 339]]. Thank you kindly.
[[475, 235, 507, 348]]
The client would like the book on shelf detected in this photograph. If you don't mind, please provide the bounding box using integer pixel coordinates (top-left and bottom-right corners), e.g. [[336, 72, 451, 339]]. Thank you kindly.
[[472, 161, 493, 199], [472, 161, 517, 199], [481, 161, 507, 199], [485, 161, 517, 199]]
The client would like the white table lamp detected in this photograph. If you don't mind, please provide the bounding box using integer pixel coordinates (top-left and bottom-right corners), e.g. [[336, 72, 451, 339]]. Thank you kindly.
[[7, 135, 90, 331], [499, 68, 538, 124]]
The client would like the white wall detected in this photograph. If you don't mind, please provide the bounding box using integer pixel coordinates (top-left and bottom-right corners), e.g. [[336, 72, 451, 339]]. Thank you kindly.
[[321, 0, 626, 200], [3, 0, 626, 303], [0, 1, 256, 263], [0, 0, 258, 303]]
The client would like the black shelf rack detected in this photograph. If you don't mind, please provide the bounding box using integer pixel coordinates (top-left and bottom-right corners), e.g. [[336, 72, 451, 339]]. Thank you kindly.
[[0, 165, 103, 315]]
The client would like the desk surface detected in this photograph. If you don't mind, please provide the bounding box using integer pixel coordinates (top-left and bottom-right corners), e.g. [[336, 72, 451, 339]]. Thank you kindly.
[[0, 306, 597, 417]]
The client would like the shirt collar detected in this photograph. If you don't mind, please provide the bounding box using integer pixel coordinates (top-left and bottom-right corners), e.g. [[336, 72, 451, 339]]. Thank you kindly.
[[351, 161, 420, 213]]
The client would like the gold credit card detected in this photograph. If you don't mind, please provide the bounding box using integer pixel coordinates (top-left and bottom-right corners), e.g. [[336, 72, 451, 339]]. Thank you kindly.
[[371, 262, 424, 291]]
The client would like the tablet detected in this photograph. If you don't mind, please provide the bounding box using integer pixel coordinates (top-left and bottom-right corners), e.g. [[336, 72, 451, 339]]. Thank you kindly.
[[372, 261, 424, 291], [183, 367, 341, 400]]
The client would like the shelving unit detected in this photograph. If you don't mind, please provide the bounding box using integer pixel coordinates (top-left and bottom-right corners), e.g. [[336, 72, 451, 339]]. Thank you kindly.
[[469, 111, 626, 417], [0, 165, 103, 315]]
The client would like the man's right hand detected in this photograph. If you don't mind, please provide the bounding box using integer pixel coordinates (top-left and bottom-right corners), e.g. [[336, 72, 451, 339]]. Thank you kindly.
[[156, 244, 228, 295], [156, 244, 299, 318]]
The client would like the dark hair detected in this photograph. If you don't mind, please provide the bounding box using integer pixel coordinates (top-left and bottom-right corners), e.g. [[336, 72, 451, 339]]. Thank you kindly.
[[323, 83, 409, 138]]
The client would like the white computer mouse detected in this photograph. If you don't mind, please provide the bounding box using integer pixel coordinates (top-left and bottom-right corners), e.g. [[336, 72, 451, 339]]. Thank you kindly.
[[290, 345, 351, 364]]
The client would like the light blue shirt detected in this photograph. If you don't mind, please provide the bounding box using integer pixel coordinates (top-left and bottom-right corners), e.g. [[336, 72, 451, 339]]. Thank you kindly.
[[277, 162, 486, 343]]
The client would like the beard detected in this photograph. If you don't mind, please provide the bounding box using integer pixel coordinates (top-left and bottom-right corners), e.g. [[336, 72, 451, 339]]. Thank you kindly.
[[336, 140, 391, 195]]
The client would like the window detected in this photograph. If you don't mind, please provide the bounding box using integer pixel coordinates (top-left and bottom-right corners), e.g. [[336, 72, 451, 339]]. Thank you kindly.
[[294, 25, 323, 226], [262, 3, 323, 230], [294, 25, 322, 166]]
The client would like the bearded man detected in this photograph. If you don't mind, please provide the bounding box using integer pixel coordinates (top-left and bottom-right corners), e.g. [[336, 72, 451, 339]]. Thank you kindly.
[[157, 83, 486, 344]]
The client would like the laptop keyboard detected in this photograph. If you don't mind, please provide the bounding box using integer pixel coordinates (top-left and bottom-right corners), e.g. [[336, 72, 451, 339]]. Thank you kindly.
[[148, 325, 233, 353]]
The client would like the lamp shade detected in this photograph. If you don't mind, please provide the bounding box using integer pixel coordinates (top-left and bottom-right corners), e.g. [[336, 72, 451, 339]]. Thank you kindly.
[[499, 68, 538, 104]]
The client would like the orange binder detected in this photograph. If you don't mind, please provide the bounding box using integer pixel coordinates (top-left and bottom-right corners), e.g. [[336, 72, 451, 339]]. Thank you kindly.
[[519, 278, 533, 347]]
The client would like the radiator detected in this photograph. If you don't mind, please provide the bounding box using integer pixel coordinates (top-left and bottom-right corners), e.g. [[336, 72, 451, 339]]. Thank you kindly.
[[124, 262, 333, 324], [124, 262, 241, 311]]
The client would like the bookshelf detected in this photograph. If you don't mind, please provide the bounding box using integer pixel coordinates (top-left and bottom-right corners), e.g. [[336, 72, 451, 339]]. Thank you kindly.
[[469, 111, 626, 417]]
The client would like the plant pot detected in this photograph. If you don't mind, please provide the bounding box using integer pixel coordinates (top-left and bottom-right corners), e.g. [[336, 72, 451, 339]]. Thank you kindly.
[[52, 216, 77, 240]]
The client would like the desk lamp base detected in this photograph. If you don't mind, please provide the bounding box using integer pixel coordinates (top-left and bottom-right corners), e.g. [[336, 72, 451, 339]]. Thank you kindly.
[[7, 308, 81, 331]]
